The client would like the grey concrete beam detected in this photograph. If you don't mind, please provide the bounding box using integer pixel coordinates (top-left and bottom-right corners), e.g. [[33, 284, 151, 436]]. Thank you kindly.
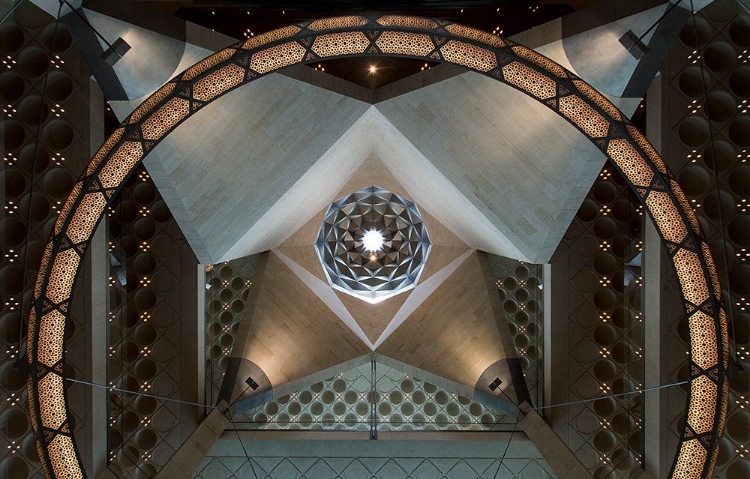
[[83, 77, 108, 478], [154, 403, 230, 479], [30, 0, 81, 17], [643, 74, 671, 479], [519, 402, 594, 479]]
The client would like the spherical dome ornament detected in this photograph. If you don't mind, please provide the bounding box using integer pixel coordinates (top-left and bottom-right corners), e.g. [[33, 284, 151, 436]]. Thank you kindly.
[[315, 185, 432, 303]]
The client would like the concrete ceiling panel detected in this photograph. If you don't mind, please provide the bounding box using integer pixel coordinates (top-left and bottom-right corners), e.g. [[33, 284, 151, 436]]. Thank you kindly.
[[374, 72, 606, 264], [82, 8, 188, 100], [145, 74, 371, 263], [560, 4, 667, 98], [146, 70, 608, 265]]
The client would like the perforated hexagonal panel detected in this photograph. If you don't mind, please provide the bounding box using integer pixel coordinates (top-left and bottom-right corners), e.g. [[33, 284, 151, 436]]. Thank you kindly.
[[315, 186, 431, 303]]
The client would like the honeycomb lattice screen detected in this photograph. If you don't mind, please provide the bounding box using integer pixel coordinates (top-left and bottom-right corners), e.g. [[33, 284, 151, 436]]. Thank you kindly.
[[234, 360, 516, 432], [25, 14, 729, 479]]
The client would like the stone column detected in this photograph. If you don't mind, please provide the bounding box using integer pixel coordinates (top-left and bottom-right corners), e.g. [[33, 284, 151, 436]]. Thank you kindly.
[[642, 74, 670, 479], [83, 78, 108, 477]]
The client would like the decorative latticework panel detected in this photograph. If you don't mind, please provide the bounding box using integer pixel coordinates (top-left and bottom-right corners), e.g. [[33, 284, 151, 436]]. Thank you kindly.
[[501, 62, 557, 100], [235, 361, 514, 432], [249, 41, 307, 74], [97, 142, 144, 188], [607, 139, 656, 188], [377, 15, 438, 30], [192, 64, 246, 102], [307, 15, 368, 31], [445, 23, 506, 48], [558, 95, 610, 138], [574, 79, 623, 122], [439, 40, 497, 72], [37, 310, 65, 367], [489, 258, 545, 408], [511, 45, 567, 78], [66, 193, 107, 245], [550, 166, 647, 478], [128, 84, 176, 124], [139, 98, 190, 141], [204, 256, 258, 406], [310, 32, 370, 58], [240, 25, 301, 51], [180, 47, 236, 82], [45, 249, 80, 305], [375, 31, 435, 57]]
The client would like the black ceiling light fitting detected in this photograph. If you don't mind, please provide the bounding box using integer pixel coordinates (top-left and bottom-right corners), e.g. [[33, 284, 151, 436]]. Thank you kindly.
[[619, 0, 685, 59], [245, 376, 259, 390], [488, 377, 502, 391], [58, 0, 131, 65]]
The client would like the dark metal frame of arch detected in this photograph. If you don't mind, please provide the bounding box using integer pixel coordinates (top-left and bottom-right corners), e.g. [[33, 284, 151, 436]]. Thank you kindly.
[[25, 15, 729, 479]]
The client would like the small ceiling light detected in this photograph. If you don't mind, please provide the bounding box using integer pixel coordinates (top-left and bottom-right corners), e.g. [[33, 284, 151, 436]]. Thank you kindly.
[[369, 65, 377, 74], [362, 229, 384, 252]]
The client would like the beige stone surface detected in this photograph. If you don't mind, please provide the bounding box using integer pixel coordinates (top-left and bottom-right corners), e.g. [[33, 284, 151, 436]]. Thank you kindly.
[[146, 70, 605, 265], [154, 405, 230, 479], [376, 72, 605, 263], [377, 251, 509, 390], [239, 252, 370, 386], [145, 74, 371, 263]]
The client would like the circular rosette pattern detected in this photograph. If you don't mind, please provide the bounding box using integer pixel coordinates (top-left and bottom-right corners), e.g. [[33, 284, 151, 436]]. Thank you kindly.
[[315, 185, 431, 303]]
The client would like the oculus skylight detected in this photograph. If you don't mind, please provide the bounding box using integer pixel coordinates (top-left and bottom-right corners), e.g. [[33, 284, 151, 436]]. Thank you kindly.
[[315, 186, 431, 303]]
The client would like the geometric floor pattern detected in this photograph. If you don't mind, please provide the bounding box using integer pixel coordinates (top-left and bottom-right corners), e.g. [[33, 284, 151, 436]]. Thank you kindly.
[[194, 456, 555, 478]]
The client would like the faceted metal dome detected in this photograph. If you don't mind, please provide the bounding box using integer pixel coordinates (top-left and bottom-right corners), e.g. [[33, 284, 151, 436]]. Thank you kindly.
[[315, 186, 432, 303]]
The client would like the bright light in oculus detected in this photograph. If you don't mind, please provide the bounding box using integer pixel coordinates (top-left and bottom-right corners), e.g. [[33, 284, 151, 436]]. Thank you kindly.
[[362, 229, 384, 252]]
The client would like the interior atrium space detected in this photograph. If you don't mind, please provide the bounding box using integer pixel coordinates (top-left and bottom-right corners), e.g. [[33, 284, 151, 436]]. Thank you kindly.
[[1, 0, 749, 478]]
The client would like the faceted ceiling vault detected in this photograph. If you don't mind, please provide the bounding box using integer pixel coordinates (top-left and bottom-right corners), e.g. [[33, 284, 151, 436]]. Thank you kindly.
[[76, 0, 684, 267], [144, 68, 606, 265], [224, 152, 523, 412]]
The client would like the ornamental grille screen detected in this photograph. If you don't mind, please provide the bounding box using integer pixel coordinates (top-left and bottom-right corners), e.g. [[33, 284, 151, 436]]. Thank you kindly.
[[315, 186, 431, 303], [234, 361, 515, 431]]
